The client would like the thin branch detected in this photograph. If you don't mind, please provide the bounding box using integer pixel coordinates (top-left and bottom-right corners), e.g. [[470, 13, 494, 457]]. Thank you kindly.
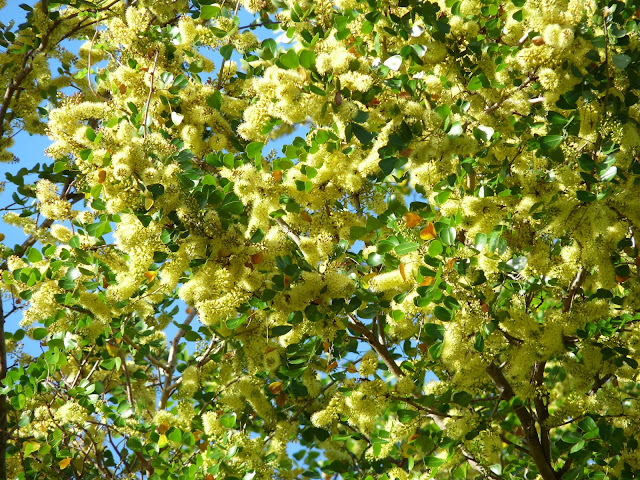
[[485, 70, 538, 114], [143, 50, 159, 138], [86, 24, 100, 96], [158, 309, 197, 409], [562, 268, 586, 313], [275, 218, 302, 249]]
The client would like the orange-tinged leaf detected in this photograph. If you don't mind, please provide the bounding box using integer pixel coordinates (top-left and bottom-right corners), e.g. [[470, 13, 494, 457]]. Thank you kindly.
[[448, 259, 455, 269], [361, 272, 376, 288], [206, 475, 215, 480], [347, 364, 358, 374], [250, 252, 264, 264], [284, 275, 291, 287], [420, 223, 436, 240], [408, 433, 420, 443], [272, 170, 283, 182], [193, 430, 202, 442], [97, 169, 107, 183], [399, 262, 407, 283], [327, 360, 338, 371], [420, 277, 435, 287], [0, 233, 4, 241], [300, 211, 313, 222], [118, 84, 127, 94], [418, 342, 429, 354], [59, 458, 72, 469], [532, 36, 545, 45], [402, 212, 422, 227], [323, 341, 331, 352], [398, 92, 411, 99], [157, 422, 170, 434], [635, 256, 640, 268], [268, 381, 283, 395], [143, 271, 156, 282], [106, 342, 120, 357], [186, 307, 193, 314], [399, 148, 413, 157], [616, 275, 629, 283], [275, 393, 287, 407], [265, 346, 277, 354]]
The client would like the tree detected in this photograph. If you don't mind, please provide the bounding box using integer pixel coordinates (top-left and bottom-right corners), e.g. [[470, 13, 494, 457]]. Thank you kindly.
[[1, 0, 640, 478]]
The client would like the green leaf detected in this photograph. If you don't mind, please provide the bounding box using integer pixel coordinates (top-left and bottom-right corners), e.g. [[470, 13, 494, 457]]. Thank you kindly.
[[250, 229, 265, 243], [397, 409, 419, 423], [26, 248, 42, 263], [439, 227, 456, 245], [428, 240, 443, 256], [468, 74, 489, 91], [366, 253, 384, 266], [201, 5, 221, 20], [576, 190, 596, 203], [246, 142, 263, 159], [126, 437, 143, 452], [220, 413, 236, 428], [350, 123, 374, 144], [562, 467, 584, 480], [32, 328, 48, 340], [280, 49, 300, 69], [434, 306, 453, 322], [226, 316, 246, 329], [598, 165, 617, 182], [395, 242, 419, 256], [540, 135, 563, 150], [474, 233, 487, 250], [271, 325, 292, 336], [220, 44, 234, 60], [424, 456, 446, 468], [562, 431, 582, 444], [453, 391, 472, 407], [612, 54, 631, 69], [446, 121, 463, 139], [570, 439, 585, 453], [206, 91, 222, 110], [86, 127, 96, 142], [504, 256, 527, 272], [299, 49, 316, 69], [474, 333, 485, 352]]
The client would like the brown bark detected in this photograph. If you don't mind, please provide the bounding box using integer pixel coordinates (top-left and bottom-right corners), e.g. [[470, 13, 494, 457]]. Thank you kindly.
[[486, 362, 558, 480]]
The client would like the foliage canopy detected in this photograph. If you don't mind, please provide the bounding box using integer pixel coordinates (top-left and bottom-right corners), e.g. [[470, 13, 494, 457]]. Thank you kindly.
[[1, 0, 640, 479]]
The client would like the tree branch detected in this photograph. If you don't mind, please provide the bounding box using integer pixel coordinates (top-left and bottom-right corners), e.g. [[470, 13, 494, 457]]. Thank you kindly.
[[158, 309, 197, 409], [486, 362, 558, 480]]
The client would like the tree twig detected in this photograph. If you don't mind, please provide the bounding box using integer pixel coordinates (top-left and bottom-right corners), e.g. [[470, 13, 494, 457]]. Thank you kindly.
[[143, 51, 159, 138]]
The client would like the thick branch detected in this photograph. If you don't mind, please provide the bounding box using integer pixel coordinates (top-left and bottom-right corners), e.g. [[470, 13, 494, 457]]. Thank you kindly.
[[346, 315, 500, 479], [486, 362, 558, 480], [532, 361, 551, 463]]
